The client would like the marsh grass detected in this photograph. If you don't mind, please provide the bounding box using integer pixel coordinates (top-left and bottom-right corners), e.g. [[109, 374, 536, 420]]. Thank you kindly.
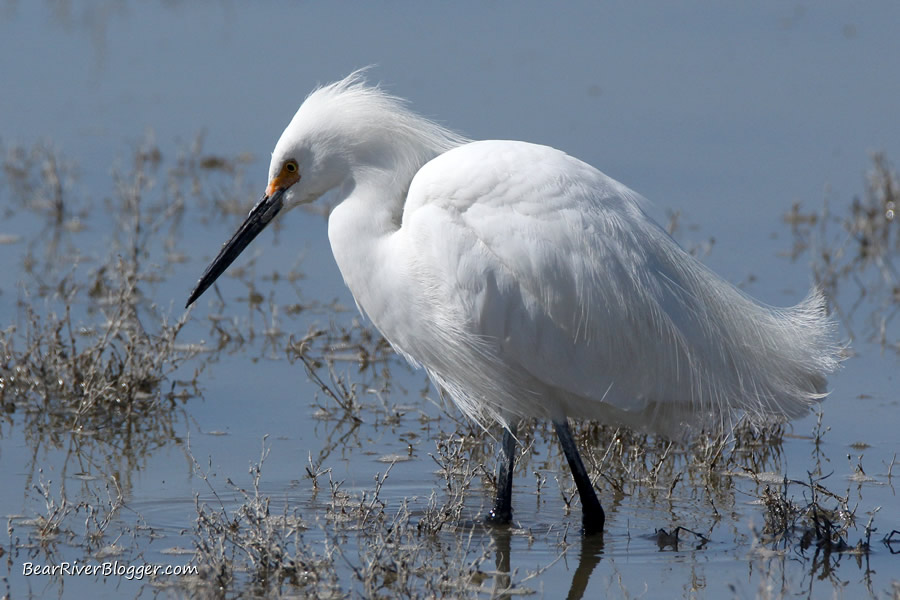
[[0, 139, 246, 591], [785, 153, 900, 349], [0, 140, 208, 468], [188, 436, 501, 599], [177, 397, 887, 598]]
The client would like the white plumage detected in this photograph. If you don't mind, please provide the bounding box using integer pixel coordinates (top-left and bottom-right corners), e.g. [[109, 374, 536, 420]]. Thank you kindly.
[[188, 71, 841, 532], [301, 75, 838, 434]]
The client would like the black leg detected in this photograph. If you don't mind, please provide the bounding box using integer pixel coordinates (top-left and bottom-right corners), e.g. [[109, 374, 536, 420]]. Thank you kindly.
[[554, 419, 605, 535], [486, 421, 518, 525]]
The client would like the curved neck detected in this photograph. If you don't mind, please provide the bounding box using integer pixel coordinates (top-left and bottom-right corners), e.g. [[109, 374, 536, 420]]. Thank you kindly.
[[326, 177, 404, 325], [325, 128, 461, 327]]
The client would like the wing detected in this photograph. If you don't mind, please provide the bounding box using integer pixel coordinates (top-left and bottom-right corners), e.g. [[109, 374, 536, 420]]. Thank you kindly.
[[394, 140, 837, 432]]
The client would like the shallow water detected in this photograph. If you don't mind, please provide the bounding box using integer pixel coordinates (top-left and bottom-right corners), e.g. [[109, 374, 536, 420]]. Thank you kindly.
[[2, 2, 899, 598]]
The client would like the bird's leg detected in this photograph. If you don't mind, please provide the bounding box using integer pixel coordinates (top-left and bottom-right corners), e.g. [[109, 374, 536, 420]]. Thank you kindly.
[[486, 421, 518, 525], [553, 419, 605, 535]]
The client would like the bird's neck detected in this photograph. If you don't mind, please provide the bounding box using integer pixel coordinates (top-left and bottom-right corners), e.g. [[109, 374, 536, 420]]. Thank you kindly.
[[327, 176, 406, 325], [327, 132, 459, 327]]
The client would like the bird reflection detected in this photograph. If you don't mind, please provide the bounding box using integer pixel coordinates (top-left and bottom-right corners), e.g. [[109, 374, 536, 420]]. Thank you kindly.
[[488, 527, 604, 599]]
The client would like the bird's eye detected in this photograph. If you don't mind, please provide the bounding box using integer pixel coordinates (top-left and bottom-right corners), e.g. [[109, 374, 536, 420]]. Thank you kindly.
[[285, 160, 298, 173]]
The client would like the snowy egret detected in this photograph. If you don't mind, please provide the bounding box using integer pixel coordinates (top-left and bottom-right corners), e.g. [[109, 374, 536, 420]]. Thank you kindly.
[[187, 72, 840, 535]]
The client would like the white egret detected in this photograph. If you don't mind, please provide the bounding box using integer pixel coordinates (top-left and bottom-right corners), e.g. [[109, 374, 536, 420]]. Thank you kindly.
[[187, 72, 840, 535]]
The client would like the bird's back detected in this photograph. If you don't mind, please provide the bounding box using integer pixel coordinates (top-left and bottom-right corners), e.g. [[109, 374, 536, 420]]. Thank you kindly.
[[379, 140, 840, 434]]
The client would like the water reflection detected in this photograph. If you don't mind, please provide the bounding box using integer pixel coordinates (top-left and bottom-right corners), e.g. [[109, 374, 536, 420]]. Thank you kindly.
[[490, 528, 512, 596], [487, 527, 603, 600], [565, 535, 604, 600]]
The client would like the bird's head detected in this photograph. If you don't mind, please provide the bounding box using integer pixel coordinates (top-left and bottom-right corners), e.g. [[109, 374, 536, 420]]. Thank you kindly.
[[185, 70, 466, 309], [184, 86, 354, 309]]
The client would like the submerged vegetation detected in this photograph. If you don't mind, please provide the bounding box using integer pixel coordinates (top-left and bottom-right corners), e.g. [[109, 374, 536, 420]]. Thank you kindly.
[[0, 143, 897, 598]]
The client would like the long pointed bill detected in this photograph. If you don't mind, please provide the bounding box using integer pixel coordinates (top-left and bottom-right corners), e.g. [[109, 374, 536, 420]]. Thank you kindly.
[[185, 189, 285, 308]]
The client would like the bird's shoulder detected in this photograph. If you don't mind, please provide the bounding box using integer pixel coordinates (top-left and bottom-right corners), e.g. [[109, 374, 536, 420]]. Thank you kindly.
[[404, 139, 650, 223], [404, 140, 602, 216], [400, 139, 653, 254]]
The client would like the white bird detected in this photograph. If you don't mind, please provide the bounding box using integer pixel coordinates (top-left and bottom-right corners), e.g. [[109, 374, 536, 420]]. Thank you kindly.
[[187, 72, 840, 534]]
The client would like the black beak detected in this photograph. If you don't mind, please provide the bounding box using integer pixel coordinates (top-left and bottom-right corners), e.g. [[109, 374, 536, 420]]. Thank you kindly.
[[185, 189, 285, 308]]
